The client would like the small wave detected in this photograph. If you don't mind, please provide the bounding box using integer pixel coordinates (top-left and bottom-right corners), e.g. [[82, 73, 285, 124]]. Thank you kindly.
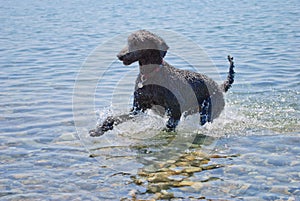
[[222, 90, 300, 136], [94, 90, 299, 141], [85, 89, 299, 173]]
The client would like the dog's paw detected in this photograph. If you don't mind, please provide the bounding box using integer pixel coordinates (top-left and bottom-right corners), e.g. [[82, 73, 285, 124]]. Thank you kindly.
[[89, 123, 114, 137], [162, 127, 176, 133], [89, 128, 105, 137]]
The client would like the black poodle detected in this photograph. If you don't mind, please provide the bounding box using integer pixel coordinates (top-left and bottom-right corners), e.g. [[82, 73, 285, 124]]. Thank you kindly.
[[90, 30, 235, 137]]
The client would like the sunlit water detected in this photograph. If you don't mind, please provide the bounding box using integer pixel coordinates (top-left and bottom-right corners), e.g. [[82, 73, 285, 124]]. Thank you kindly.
[[1, 0, 299, 200]]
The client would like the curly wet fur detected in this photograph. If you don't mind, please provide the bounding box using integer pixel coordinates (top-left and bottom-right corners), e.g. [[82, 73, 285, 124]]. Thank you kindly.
[[90, 30, 235, 137]]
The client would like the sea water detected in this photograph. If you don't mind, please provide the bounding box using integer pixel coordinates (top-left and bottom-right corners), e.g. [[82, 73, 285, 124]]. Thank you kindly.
[[0, 0, 299, 200]]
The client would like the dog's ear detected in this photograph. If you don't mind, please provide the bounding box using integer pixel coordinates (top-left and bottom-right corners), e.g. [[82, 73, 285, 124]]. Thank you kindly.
[[160, 50, 167, 58]]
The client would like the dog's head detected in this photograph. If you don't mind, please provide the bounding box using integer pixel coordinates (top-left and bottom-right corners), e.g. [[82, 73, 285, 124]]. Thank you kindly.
[[117, 30, 169, 65]]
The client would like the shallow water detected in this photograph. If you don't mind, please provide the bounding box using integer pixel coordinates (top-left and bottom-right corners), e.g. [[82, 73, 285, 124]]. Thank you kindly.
[[1, 0, 299, 200]]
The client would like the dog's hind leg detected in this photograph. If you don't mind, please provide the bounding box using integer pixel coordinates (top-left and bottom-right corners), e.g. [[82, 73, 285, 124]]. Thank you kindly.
[[199, 96, 212, 125]]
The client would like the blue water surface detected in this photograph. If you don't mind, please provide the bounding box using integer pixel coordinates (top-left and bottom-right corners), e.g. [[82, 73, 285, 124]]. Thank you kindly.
[[0, 0, 299, 200]]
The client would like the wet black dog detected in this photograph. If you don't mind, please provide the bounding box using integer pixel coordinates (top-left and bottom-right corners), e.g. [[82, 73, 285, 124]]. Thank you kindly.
[[90, 30, 235, 137]]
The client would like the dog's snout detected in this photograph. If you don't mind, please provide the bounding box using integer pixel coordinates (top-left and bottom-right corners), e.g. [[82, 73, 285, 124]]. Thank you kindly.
[[117, 46, 129, 61], [117, 53, 124, 61]]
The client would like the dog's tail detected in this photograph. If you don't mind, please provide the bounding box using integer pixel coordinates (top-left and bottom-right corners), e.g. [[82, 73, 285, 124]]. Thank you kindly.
[[221, 55, 235, 93]]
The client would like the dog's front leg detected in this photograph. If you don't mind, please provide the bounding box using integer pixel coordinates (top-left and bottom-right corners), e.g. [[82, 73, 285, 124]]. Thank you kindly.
[[89, 111, 140, 137], [165, 117, 180, 132], [164, 108, 181, 132], [89, 116, 114, 137], [89, 106, 142, 137]]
